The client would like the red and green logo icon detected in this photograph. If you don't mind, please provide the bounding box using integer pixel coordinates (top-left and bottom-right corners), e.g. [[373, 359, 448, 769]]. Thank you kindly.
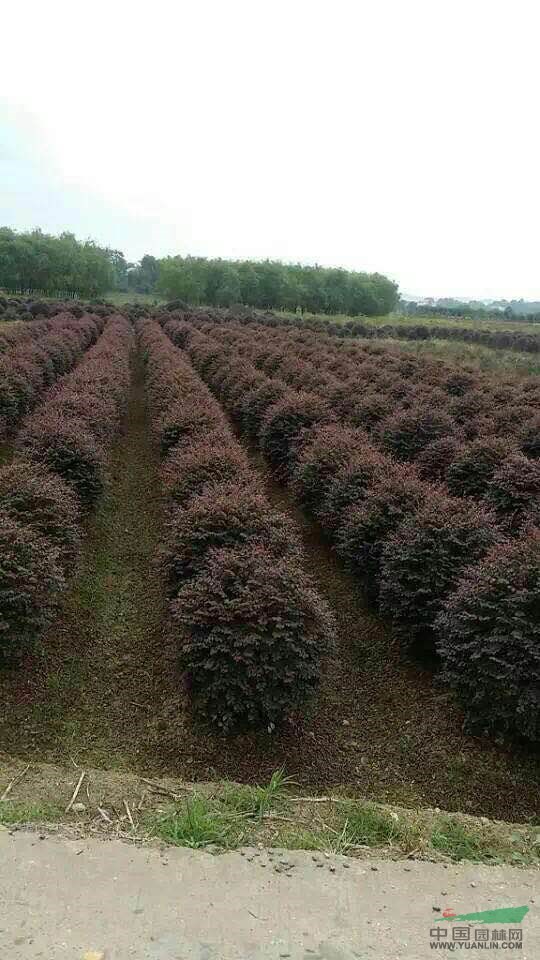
[[436, 906, 529, 925]]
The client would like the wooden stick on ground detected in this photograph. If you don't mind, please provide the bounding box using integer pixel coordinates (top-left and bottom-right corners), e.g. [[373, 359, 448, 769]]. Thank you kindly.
[[139, 777, 192, 799], [0, 764, 31, 802], [288, 796, 341, 803], [65, 772, 86, 813], [123, 799, 135, 830]]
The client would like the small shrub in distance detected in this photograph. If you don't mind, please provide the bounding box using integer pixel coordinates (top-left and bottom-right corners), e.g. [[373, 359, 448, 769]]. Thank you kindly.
[[0, 461, 81, 566], [0, 511, 65, 655], [379, 495, 501, 649], [171, 544, 334, 731], [162, 485, 302, 595], [436, 529, 540, 743], [446, 437, 513, 498]]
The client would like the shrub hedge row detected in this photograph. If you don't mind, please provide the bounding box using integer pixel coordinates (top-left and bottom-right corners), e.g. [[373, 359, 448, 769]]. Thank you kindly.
[[0, 315, 133, 657], [0, 312, 102, 439], [139, 318, 334, 731], [161, 303, 540, 355], [161, 310, 539, 743]]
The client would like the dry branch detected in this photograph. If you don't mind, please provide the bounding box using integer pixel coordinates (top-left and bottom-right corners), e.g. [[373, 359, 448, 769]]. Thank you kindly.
[[0, 764, 31, 802], [65, 771, 86, 813]]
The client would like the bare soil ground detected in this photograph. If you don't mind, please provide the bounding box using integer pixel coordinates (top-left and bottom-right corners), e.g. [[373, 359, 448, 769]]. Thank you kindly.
[[0, 348, 538, 823]]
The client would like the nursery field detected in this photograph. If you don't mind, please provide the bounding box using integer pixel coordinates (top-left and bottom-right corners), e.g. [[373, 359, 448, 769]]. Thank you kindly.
[[0, 302, 539, 826]]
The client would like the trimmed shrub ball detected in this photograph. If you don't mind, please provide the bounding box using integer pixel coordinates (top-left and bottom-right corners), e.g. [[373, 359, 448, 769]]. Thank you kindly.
[[240, 379, 288, 437], [416, 436, 464, 482], [520, 414, 540, 460], [162, 485, 303, 595], [0, 511, 65, 655], [171, 543, 334, 731], [347, 391, 392, 432], [485, 453, 540, 531], [156, 401, 225, 458], [161, 436, 254, 506], [377, 406, 455, 461], [379, 495, 501, 650], [318, 445, 390, 532], [18, 416, 106, 508], [291, 424, 367, 516], [0, 461, 81, 566], [260, 391, 331, 477], [336, 464, 430, 599], [446, 437, 513, 498], [436, 530, 540, 743]]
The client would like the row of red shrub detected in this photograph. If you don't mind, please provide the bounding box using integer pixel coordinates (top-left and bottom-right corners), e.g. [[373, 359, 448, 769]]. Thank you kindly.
[[139, 318, 334, 732], [158, 302, 540, 355], [163, 314, 540, 745], [0, 312, 103, 440], [187, 318, 540, 533], [0, 315, 133, 659], [0, 316, 51, 353]]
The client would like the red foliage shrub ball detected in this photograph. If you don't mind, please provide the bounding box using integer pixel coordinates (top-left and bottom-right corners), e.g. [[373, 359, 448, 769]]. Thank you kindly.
[[0, 511, 65, 656], [379, 495, 502, 650], [18, 415, 106, 509], [416, 436, 464, 482], [171, 544, 335, 731], [377, 405, 455, 461], [446, 437, 514, 498], [318, 445, 390, 532], [162, 485, 303, 596], [0, 461, 81, 567], [291, 424, 367, 516], [156, 400, 225, 458], [436, 529, 540, 743], [347, 391, 392, 432], [485, 453, 540, 531], [161, 435, 253, 506], [240, 379, 289, 437], [260, 391, 331, 477], [520, 414, 540, 459], [336, 464, 429, 599]]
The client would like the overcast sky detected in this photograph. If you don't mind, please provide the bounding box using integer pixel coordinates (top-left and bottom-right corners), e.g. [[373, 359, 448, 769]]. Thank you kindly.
[[1, 0, 539, 300]]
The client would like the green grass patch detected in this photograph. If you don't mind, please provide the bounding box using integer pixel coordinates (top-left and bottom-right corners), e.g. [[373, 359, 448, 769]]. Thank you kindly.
[[150, 795, 242, 849], [336, 800, 420, 853], [0, 801, 63, 825], [220, 768, 293, 819], [431, 815, 539, 865]]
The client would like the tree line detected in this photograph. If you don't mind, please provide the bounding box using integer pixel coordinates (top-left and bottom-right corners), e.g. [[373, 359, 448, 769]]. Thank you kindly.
[[0, 227, 128, 298], [152, 256, 398, 316], [0, 227, 399, 315]]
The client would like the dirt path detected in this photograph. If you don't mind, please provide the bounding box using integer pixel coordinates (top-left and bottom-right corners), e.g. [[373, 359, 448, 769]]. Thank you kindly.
[[1, 831, 538, 959]]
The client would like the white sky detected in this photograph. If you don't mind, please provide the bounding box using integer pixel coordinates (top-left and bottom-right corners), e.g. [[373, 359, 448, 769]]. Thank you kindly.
[[1, 0, 539, 300]]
